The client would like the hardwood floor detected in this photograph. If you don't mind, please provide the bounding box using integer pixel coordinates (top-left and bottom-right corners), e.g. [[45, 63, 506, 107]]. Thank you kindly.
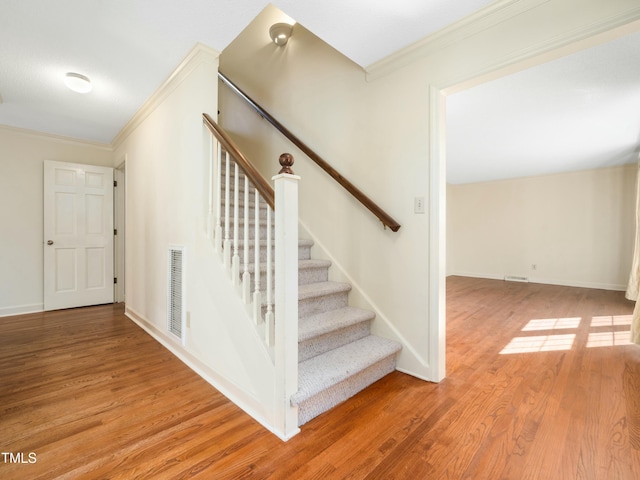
[[2, 276, 640, 479]]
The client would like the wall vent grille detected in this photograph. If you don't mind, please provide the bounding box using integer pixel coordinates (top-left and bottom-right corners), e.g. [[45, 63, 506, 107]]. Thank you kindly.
[[505, 275, 529, 283], [167, 246, 185, 341]]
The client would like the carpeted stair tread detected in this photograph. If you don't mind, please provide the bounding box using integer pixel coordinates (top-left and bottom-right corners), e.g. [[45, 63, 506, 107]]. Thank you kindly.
[[292, 335, 402, 405], [298, 281, 351, 301], [236, 238, 314, 248], [299, 307, 375, 342], [249, 259, 331, 288], [249, 258, 331, 273], [298, 258, 332, 269], [228, 217, 274, 226]]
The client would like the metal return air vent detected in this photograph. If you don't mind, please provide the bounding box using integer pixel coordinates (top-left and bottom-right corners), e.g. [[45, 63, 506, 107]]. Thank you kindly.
[[167, 246, 185, 342]]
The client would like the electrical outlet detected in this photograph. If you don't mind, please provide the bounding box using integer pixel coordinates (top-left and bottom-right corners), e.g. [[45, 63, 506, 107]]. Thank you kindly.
[[414, 196, 425, 214]]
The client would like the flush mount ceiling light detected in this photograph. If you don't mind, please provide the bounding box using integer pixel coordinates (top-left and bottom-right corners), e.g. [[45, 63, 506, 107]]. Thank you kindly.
[[64, 72, 92, 93], [269, 22, 293, 46]]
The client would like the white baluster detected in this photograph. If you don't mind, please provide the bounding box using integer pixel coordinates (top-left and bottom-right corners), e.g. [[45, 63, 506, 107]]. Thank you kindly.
[[242, 175, 251, 303], [207, 134, 214, 239], [252, 187, 262, 324], [223, 151, 231, 270], [265, 206, 274, 346], [231, 163, 240, 285], [214, 141, 222, 253]]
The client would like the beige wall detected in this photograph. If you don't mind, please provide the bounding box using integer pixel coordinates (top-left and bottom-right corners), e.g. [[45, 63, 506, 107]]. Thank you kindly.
[[219, 0, 640, 379], [112, 45, 280, 431], [0, 126, 112, 315], [448, 165, 636, 290]]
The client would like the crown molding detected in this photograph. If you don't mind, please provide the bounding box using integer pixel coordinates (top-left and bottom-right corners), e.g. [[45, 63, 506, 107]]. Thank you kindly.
[[0, 123, 112, 151], [366, 0, 640, 83], [439, 9, 640, 93], [365, 0, 549, 81], [111, 42, 220, 149]]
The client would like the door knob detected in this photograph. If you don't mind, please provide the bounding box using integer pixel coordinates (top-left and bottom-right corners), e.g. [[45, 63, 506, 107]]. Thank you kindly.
[[47, 240, 54, 245]]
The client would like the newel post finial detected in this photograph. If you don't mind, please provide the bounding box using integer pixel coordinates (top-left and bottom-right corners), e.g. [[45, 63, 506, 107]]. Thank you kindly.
[[278, 153, 294, 175]]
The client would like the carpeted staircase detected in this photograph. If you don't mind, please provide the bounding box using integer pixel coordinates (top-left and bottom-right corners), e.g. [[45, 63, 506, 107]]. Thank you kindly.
[[222, 163, 402, 426]]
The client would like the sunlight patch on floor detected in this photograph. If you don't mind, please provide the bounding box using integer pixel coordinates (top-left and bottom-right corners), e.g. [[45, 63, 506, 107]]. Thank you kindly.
[[590, 314, 632, 327], [586, 330, 631, 348], [500, 334, 576, 354], [522, 317, 581, 331], [501, 314, 633, 353]]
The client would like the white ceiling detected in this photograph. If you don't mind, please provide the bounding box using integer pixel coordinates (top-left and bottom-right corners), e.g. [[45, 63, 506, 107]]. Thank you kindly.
[[0, 0, 493, 144], [1, 1, 639, 184], [447, 30, 640, 184]]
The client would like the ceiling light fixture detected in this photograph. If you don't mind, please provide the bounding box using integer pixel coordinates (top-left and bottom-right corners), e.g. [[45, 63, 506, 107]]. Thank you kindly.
[[64, 72, 92, 93], [269, 22, 293, 47]]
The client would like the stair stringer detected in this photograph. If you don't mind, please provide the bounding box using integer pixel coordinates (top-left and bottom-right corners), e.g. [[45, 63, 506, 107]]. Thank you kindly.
[[298, 219, 433, 381]]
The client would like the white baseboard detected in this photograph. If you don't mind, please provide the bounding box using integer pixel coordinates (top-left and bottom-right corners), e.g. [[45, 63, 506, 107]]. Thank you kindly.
[[0, 303, 44, 317], [529, 277, 626, 292], [124, 306, 296, 442], [448, 271, 627, 291]]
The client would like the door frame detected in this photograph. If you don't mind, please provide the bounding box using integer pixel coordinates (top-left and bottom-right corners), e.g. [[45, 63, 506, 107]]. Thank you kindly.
[[114, 157, 127, 303], [428, 15, 640, 382]]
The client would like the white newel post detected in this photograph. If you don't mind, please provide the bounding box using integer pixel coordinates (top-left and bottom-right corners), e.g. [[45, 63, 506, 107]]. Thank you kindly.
[[273, 153, 300, 439]]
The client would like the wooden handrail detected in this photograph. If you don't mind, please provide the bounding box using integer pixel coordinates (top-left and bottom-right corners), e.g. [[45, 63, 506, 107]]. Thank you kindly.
[[203, 112, 275, 210], [218, 71, 401, 232]]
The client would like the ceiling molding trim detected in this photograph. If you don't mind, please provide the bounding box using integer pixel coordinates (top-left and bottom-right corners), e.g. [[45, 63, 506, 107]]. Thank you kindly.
[[365, 0, 549, 81], [0, 123, 113, 151], [111, 42, 220, 149], [439, 9, 640, 94]]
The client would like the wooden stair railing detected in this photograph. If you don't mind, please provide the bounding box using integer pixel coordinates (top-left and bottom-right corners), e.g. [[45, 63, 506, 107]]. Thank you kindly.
[[218, 71, 401, 232], [203, 112, 274, 210]]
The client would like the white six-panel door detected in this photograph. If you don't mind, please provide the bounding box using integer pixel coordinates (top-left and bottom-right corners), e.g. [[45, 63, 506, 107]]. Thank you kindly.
[[44, 161, 114, 311]]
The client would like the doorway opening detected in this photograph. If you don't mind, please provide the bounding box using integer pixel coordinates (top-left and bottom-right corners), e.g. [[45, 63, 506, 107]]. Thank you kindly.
[[435, 23, 640, 381]]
